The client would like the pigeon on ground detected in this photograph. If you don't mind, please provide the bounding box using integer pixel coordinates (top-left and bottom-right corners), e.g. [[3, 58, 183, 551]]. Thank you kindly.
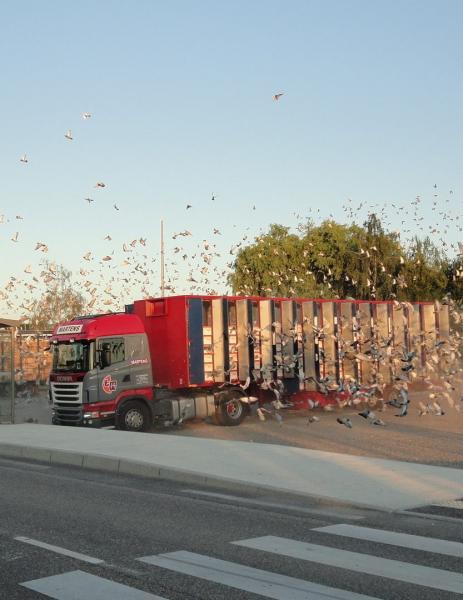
[[337, 416, 353, 428], [307, 416, 320, 425]]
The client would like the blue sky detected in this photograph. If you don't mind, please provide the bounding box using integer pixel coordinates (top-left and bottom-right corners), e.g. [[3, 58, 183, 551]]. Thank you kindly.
[[1, 1, 462, 315]]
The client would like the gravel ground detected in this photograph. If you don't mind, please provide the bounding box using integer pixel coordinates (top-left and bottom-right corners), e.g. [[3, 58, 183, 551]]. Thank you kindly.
[[13, 384, 463, 468]]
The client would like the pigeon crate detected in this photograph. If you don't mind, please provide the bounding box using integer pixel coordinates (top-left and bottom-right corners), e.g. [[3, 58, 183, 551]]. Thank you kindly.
[[131, 295, 259, 389], [130, 296, 450, 392]]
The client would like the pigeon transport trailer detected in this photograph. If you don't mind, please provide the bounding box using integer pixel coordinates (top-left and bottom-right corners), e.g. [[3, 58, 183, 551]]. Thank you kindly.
[[49, 295, 450, 431]]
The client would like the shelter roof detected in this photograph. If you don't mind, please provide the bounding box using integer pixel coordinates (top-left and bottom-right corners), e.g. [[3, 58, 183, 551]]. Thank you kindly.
[[0, 317, 22, 328]]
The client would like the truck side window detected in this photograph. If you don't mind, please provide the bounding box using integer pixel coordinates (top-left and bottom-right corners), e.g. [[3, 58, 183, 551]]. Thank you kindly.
[[100, 338, 125, 364], [125, 335, 146, 360]]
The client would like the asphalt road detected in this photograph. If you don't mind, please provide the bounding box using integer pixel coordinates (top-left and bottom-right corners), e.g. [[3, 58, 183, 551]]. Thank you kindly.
[[15, 387, 463, 468], [1, 456, 463, 600]]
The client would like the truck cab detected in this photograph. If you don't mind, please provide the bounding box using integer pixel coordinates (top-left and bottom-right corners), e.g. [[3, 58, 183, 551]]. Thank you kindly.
[[50, 313, 155, 430]]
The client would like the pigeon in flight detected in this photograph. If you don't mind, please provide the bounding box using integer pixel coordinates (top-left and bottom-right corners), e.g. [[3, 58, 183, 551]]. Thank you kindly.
[[273, 92, 284, 101], [20, 154, 28, 163], [64, 130, 73, 141], [82, 112, 91, 120]]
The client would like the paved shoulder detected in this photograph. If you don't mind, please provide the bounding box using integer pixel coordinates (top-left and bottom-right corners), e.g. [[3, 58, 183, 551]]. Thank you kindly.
[[2, 424, 463, 511]]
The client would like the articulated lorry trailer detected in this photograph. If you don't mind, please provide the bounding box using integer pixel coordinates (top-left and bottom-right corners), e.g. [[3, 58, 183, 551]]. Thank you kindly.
[[49, 295, 450, 431]]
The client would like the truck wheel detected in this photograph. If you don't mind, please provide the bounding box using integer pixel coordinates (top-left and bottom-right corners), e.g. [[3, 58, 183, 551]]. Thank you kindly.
[[117, 401, 151, 432], [214, 391, 246, 426]]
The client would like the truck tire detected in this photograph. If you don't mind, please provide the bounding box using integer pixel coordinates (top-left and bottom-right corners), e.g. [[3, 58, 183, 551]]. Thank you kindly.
[[117, 400, 151, 432], [214, 391, 246, 426]]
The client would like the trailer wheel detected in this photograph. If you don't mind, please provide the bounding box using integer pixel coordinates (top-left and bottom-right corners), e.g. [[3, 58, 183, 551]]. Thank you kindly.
[[117, 400, 151, 432], [215, 391, 246, 426]]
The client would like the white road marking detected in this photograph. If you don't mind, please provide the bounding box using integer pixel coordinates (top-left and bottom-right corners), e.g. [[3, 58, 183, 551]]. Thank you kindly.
[[313, 523, 463, 558], [181, 489, 364, 520], [233, 535, 463, 595], [14, 536, 104, 564], [138, 550, 381, 599], [21, 570, 166, 599], [398, 509, 463, 524], [432, 499, 463, 509]]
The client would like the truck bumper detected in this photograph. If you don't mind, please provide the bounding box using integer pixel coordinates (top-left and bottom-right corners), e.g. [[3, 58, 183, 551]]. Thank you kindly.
[[52, 406, 115, 428]]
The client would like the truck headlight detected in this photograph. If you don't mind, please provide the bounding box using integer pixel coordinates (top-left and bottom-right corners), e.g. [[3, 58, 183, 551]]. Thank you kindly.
[[83, 411, 100, 419]]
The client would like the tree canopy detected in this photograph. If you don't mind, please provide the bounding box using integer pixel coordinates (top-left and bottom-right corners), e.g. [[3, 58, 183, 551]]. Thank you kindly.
[[229, 214, 459, 301]]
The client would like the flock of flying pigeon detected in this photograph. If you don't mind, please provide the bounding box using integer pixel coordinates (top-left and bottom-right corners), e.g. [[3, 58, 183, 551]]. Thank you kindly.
[[2, 93, 463, 425], [246, 293, 462, 427]]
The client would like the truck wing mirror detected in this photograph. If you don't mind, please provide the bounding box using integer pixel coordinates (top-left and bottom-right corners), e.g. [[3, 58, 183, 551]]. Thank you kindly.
[[101, 343, 112, 368]]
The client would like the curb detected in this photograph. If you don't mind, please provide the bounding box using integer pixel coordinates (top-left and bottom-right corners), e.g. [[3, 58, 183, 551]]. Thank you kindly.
[[0, 442, 381, 511]]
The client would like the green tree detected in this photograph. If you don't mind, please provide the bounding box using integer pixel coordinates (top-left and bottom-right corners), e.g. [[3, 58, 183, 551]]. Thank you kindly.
[[228, 224, 309, 296], [229, 215, 452, 301], [402, 236, 449, 301], [445, 257, 463, 305]]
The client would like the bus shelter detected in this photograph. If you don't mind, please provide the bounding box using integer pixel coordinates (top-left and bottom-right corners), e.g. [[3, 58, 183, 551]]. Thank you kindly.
[[0, 318, 21, 424]]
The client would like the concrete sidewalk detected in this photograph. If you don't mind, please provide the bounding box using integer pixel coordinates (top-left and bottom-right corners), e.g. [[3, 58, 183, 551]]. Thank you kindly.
[[1, 424, 463, 511]]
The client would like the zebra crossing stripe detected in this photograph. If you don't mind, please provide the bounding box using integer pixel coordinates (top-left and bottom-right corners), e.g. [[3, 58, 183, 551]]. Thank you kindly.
[[21, 570, 166, 600], [138, 550, 381, 600], [313, 524, 463, 558], [233, 535, 463, 595]]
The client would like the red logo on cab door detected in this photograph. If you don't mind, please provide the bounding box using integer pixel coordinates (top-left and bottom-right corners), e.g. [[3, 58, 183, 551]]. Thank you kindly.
[[102, 375, 117, 394]]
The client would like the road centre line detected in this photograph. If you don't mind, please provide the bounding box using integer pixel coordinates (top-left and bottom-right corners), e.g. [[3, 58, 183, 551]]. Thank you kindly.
[[313, 523, 463, 558], [233, 535, 463, 595], [138, 550, 381, 600], [21, 570, 165, 600], [181, 489, 364, 520], [14, 536, 104, 564]]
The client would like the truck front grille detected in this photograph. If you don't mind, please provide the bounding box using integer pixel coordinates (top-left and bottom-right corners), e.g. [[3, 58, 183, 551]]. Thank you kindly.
[[51, 382, 83, 423], [51, 382, 82, 404]]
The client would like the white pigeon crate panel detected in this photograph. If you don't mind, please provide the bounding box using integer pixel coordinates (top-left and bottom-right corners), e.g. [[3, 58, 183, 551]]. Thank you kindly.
[[339, 302, 356, 381], [281, 300, 296, 378], [356, 303, 373, 384], [301, 301, 318, 391], [375, 303, 391, 383], [320, 302, 337, 381]]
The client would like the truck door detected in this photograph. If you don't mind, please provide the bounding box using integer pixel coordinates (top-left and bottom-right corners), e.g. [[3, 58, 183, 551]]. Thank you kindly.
[[96, 336, 131, 404]]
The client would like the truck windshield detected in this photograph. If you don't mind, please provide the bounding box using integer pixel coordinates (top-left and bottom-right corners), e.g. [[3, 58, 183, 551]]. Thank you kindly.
[[52, 342, 89, 372]]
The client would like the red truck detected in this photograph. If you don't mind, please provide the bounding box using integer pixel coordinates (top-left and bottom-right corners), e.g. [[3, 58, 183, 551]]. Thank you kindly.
[[50, 295, 262, 431], [49, 295, 449, 431]]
